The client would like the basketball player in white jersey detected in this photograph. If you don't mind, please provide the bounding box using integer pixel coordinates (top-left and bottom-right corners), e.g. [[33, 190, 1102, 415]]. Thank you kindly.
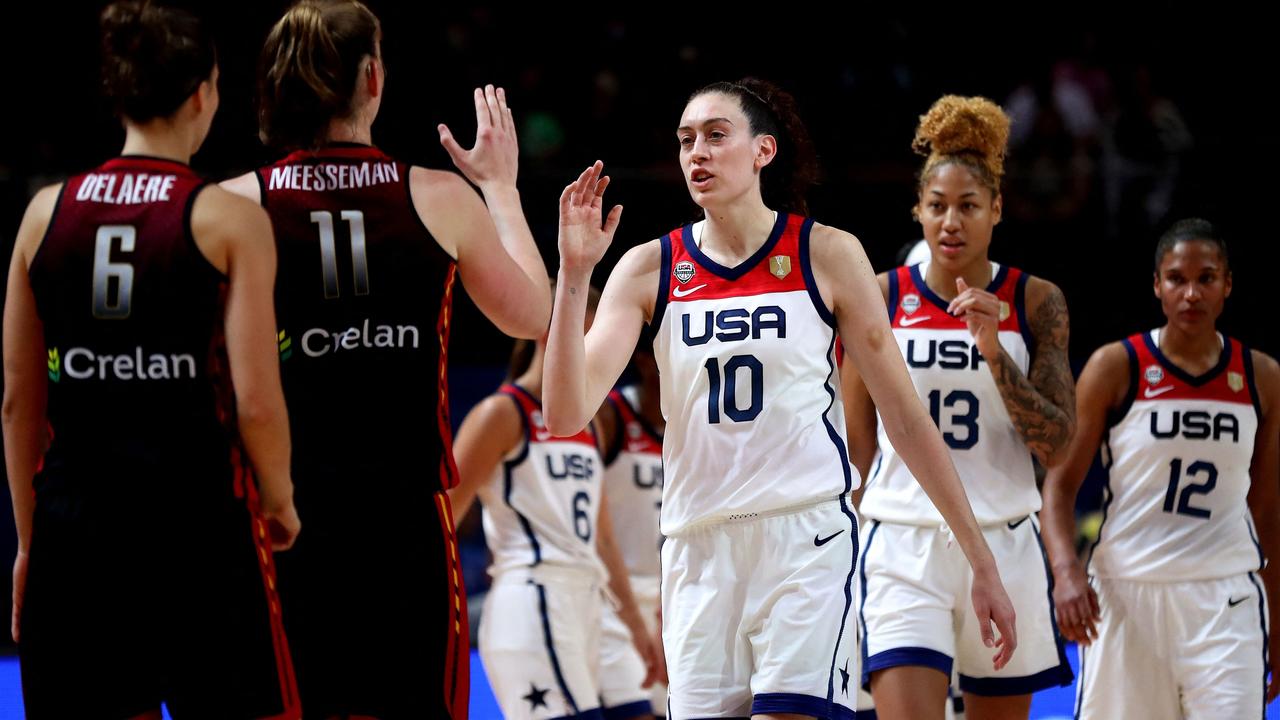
[[450, 288, 662, 720], [596, 343, 668, 717], [543, 78, 1016, 720], [1042, 218, 1280, 718], [846, 96, 1076, 720]]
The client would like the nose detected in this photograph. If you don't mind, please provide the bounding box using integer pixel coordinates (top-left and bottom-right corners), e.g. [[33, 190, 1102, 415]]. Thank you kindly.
[[690, 134, 710, 162], [942, 206, 961, 233], [1184, 282, 1203, 302]]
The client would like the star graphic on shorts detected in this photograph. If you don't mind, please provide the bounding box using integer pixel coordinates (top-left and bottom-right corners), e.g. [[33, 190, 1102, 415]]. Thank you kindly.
[[523, 682, 550, 710], [840, 658, 851, 696]]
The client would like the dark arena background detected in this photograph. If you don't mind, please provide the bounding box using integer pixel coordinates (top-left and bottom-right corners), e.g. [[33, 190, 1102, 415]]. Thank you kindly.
[[0, 3, 1269, 717]]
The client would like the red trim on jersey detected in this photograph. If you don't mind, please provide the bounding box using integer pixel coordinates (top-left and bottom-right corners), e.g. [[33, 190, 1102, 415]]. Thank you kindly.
[[231, 446, 301, 720], [665, 214, 812, 302], [1128, 332, 1254, 405], [437, 265, 461, 490], [607, 388, 663, 456], [435, 491, 471, 720], [501, 384, 598, 448], [889, 265, 1029, 335]]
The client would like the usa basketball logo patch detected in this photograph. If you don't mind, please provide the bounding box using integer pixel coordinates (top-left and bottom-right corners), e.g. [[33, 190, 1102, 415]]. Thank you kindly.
[[674, 261, 695, 284], [1144, 365, 1165, 386], [901, 293, 921, 315]]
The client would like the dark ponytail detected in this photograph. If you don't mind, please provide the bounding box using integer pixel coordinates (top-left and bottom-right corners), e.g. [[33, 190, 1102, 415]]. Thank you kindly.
[[100, 1, 216, 123]]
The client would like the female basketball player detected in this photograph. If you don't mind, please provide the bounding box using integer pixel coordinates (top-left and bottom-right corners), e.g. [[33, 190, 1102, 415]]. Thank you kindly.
[[1042, 219, 1280, 717], [449, 289, 663, 720], [846, 95, 1076, 720], [543, 78, 1016, 720], [219, 2, 552, 717], [4, 3, 299, 717]]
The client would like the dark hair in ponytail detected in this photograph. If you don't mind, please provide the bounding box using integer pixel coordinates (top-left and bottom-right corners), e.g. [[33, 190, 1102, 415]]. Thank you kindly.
[[258, 0, 380, 150], [1155, 218, 1229, 272], [688, 78, 819, 215], [100, 1, 216, 123]]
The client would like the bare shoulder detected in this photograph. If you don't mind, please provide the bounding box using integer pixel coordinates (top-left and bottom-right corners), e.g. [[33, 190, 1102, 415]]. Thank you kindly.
[[1250, 348, 1280, 417], [612, 238, 663, 278], [807, 222, 866, 261], [1079, 340, 1132, 408], [218, 172, 261, 203], [409, 166, 479, 207], [1025, 276, 1068, 315], [191, 184, 271, 235], [14, 183, 64, 263]]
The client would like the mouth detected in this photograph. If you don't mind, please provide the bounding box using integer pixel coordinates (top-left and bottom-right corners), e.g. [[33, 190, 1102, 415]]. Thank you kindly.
[[938, 236, 965, 256], [690, 168, 714, 189]]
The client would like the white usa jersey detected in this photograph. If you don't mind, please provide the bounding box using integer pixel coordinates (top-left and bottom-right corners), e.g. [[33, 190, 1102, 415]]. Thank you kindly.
[[860, 262, 1041, 526], [602, 387, 664, 579], [1088, 330, 1262, 582], [478, 384, 606, 580], [652, 213, 856, 535]]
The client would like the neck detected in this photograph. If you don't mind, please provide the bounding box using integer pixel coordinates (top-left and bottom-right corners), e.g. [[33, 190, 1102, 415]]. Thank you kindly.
[[326, 115, 374, 146], [1158, 322, 1220, 362], [120, 122, 193, 164], [924, 256, 992, 302], [700, 194, 775, 257]]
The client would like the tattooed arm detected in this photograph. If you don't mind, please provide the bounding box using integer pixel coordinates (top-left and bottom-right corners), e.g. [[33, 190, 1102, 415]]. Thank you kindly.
[[948, 276, 1076, 466]]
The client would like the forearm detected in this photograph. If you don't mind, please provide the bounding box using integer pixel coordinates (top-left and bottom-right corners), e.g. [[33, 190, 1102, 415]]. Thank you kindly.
[[543, 268, 596, 435], [886, 406, 997, 575], [1040, 469, 1084, 576], [479, 185, 551, 326], [987, 347, 1074, 465], [236, 395, 293, 504], [597, 522, 643, 628], [1, 406, 41, 552]]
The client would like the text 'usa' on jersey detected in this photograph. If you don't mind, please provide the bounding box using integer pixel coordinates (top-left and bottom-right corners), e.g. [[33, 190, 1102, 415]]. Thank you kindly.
[[651, 213, 856, 536], [258, 145, 457, 489], [859, 262, 1041, 527], [479, 385, 606, 580], [1089, 331, 1262, 582], [30, 156, 233, 499]]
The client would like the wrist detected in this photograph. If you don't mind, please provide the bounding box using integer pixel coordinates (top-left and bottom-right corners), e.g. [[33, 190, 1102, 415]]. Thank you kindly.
[[557, 264, 595, 285], [478, 181, 519, 203]]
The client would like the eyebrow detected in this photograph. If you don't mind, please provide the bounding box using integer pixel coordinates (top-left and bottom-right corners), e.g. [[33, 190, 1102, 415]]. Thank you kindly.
[[677, 117, 735, 132], [928, 190, 980, 198]]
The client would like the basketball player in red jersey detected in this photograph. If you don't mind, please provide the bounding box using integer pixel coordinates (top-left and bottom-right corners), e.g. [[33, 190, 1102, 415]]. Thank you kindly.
[[4, 3, 299, 718], [220, 2, 552, 718]]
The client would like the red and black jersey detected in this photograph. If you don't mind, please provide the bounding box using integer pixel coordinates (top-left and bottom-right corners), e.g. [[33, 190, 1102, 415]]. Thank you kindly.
[[257, 144, 458, 497], [28, 156, 232, 510]]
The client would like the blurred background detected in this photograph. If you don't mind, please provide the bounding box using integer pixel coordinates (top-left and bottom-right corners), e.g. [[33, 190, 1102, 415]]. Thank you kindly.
[[0, 2, 1268, 714]]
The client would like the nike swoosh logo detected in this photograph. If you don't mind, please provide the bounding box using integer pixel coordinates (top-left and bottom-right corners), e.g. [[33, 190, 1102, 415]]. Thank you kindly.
[[1228, 596, 1249, 608], [1007, 516, 1030, 530], [1144, 385, 1174, 398], [672, 283, 707, 298], [814, 530, 845, 547], [899, 315, 932, 327]]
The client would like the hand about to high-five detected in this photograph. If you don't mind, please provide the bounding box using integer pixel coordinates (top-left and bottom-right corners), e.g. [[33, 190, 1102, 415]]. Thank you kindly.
[[558, 161, 622, 274], [948, 277, 1003, 360], [438, 84, 519, 192]]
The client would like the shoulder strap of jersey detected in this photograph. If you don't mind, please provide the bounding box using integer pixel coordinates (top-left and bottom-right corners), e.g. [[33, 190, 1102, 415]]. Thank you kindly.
[[1237, 338, 1264, 419], [1108, 333, 1145, 428], [651, 229, 677, 329]]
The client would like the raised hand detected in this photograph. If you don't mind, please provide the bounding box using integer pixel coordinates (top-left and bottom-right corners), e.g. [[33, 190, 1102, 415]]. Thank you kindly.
[[438, 85, 519, 191], [557, 161, 622, 274]]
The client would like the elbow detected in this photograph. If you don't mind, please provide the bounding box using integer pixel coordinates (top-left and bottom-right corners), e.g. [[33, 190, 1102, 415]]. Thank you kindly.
[[236, 394, 286, 431], [542, 402, 586, 438]]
